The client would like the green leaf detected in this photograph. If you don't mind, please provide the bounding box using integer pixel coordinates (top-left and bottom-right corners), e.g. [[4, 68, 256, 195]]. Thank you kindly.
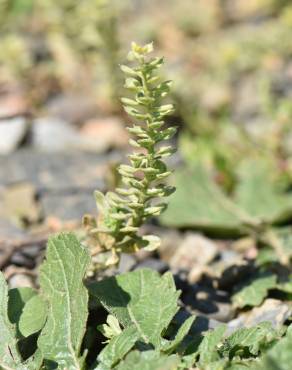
[[162, 316, 195, 354], [1, 281, 43, 369], [198, 325, 226, 367], [234, 160, 292, 223], [115, 350, 180, 370], [142, 235, 161, 251], [227, 359, 259, 370], [232, 274, 277, 308], [161, 160, 292, 235], [160, 164, 247, 235], [257, 227, 292, 266], [120, 65, 138, 77], [89, 269, 180, 349], [220, 322, 276, 358], [200, 358, 229, 370], [97, 315, 122, 341], [277, 279, 292, 294], [95, 190, 109, 214], [97, 326, 140, 368], [0, 272, 24, 368], [8, 287, 37, 326], [37, 233, 91, 369], [257, 324, 292, 370], [19, 294, 47, 337]]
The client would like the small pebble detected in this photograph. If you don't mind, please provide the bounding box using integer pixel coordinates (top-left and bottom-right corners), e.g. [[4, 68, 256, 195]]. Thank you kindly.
[[9, 273, 34, 288], [134, 258, 168, 273]]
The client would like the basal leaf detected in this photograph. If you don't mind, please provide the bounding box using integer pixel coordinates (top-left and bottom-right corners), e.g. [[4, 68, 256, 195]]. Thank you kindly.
[[277, 279, 292, 294], [257, 324, 292, 370], [198, 325, 226, 368], [232, 274, 277, 308], [257, 227, 292, 266], [19, 294, 47, 337], [160, 164, 244, 235], [97, 326, 140, 369], [115, 350, 180, 370], [89, 268, 180, 349], [8, 287, 37, 327], [235, 160, 292, 223], [220, 322, 276, 358], [0, 272, 24, 369], [162, 316, 195, 354], [161, 160, 292, 235], [202, 358, 228, 370], [37, 232, 91, 369]]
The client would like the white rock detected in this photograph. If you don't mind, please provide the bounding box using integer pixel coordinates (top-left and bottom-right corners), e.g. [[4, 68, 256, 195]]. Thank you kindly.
[[169, 232, 218, 271], [8, 273, 34, 288], [32, 117, 122, 153], [0, 117, 27, 154], [32, 117, 79, 151]]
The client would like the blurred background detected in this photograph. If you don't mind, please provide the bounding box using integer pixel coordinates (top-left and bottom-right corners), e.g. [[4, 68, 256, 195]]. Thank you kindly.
[[1, 0, 292, 289]]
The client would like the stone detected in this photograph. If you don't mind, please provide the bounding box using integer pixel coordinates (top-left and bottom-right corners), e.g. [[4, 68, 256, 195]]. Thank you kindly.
[[0, 117, 27, 154], [3, 265, 35, 289], [45, 93, 98, 125], [159, 229, 183, 263], [209, 249, 244, 281], [22, 244, 44, 259], [8, 273, 34, 289], [169, 233, 218, 272], [134, 257, 168, 273], [188, 265, 209, 283], [0, 149, 109, 190], [80, 117, 129, 151], [0, 219, 26, 240], [41, 192, 96, 221], [243, 299, 292, 329], [227, 299, 292, 334], [1, 183, 42, 225], [118, 254, 136, 274], [0, 91, 28, 119], [220, 249, 241, 264], [32, 116, 126, 153], [32, 117, 81, 152]]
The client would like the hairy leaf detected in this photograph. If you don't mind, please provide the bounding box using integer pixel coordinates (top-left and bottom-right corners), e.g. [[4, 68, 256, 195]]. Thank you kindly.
[[37, 233, 90, 369], [97, 326, 140, 369], [232, 274, 277, 308], [162, 316, 195, 354], [234, 160, 292, 223], [257, 325, 292, 370], [161, 164, 244, 234], [0, 272, 24, 369], [198, 325, 226, 367], [115, 350, 180, 370], [220, 322, 276, 357], [161, 160, 292, 235], [19, 294, 47, 337], [8, 287, 37, 327], [257, 227, 292, 266], [89, 269, 180, 348]]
